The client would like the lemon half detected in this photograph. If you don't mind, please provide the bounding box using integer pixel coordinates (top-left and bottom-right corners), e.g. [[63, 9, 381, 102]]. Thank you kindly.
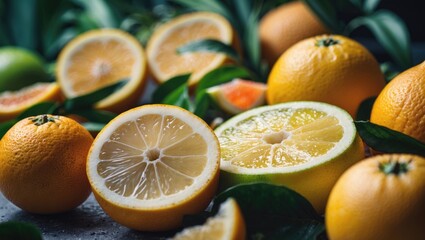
[[214, 101, 364, 213]]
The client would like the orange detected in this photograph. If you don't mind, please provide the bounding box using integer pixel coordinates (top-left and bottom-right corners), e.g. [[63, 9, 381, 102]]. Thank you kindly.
[[56, 29, 148, 113], [267, 34, 386, 117], [86, 104, 220, 231], [259, 1, 329, 65], [207, 78, 267, 115], [146, 12, 236, 87], [0, 115, 93, 214], [171, 198, 246, 240], [326, 154, 425, 240], [371, 61, 425, 143], [0, 82, 62, 122]]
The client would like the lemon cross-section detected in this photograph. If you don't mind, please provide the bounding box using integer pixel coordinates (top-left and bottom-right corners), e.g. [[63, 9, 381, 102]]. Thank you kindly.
[[214, 101, 364, 214], [97, 114, 208, 200], [87, 104, 220, 231]]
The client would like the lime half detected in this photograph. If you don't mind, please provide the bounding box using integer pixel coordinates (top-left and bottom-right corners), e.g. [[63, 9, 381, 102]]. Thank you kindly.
[[214, 101, 364, 213]]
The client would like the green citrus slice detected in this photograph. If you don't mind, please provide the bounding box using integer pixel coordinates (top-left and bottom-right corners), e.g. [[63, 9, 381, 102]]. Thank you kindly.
[[214, 101, 364, 213]]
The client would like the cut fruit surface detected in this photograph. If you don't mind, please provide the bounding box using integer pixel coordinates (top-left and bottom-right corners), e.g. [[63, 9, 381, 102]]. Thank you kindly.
[[207, 79, 267, 115], [57, 29, 147, 113], [86, 104, 220, 231], [0, 82, 62, 121], [214, 101, 364, 213], [146, 12, 235, 86], [171, 198, 246, 240]]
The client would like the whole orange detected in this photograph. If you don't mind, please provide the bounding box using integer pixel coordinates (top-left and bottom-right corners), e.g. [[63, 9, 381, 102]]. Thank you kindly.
[[259, 1, 329, 65], [0, 115, 93, 214], [266, 34, 386, 117], [371, 61, 425, 143], [326, 154, 425, 240]]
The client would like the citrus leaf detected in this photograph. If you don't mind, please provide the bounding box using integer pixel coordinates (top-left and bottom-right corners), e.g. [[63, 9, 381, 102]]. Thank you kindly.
[[0, 221, 43, 240], [362, 0, 381, 13], [82, 122, 106, 132], [71, 0, 120, 28], [303, 0, 344, 33], [177, 39, 240, 62], [162, 84, 194, 112], [69, 109, 117, 124], [212, 183, 324, 239], [193, 92, 211, 118], [172, 0, 234, 26], [151, 74, 190, 103], [63, 79, 128, 111], [0, 120, 17, 139], [355, 97, 376, 121], [355, 121, 425, 156], [7, 0, 38, 50], [195, 65, 251, 95], [346, 10, 412, 69]]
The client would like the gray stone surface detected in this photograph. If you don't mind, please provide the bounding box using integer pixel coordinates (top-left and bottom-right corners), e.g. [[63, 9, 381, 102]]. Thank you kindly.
[[0, 193, 177, 240]]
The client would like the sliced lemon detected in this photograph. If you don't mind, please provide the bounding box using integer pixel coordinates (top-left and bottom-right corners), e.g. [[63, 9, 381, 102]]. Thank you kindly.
[[0, 82, 62, 121], [171, 198, 246, 240], [146, 12, 235, 86], [214, 101, 364, 213], [57, 29, 147, 113], [86, 104, 220, 231]]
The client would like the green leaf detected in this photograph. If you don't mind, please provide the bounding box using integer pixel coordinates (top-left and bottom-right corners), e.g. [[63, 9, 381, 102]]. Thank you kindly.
[[71, 0, 120, 28], [177, 39, 240, 62], [242, 6, 261, 71], [212, 183, 324, 239], [195, 65, 251, 95], [152, 74, 190, 103], [162, 84, 194, 112], [63, 79, 128, 111], [355, 97, 376, 121], [355, 121, 425, 156], [193, 93, 211, 118], [82, 122, 106, 132], [0, 221, 43, 240], [173, 0, 234, 26], [303, 0, 344, 33], [380, 62, 399, 82], [0, 120, 17, 139], [69, 109, 117, 124], [362, 0, 381, 13], [346, 10, 412, 70], [17, 101, 60, 119], [7, 0, 39, 50]]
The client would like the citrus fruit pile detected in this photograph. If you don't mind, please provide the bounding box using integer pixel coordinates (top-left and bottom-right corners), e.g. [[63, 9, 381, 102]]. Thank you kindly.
[[1, 2, 425, 239]]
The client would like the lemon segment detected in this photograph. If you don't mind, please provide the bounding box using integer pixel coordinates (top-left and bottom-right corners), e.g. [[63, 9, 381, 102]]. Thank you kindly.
[[171, 198, 246, 240], [87, 104, 220, 231], [57, 29, 148, 113], [215, 101, 364, 213]]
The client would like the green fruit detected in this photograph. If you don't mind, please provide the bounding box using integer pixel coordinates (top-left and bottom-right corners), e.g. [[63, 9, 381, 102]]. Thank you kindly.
[[0, 47, 49, 92]]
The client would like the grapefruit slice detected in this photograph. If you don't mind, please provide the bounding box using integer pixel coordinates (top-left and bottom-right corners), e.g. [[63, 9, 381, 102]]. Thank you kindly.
[[0, 82, 62, 121], [56, 29, 148, 113], [146, 12, 236, 86], [86, 104, 220, 231], [214, 101, 364, 213], [171, 198, 246, 240], [207, 79, 267, 114]]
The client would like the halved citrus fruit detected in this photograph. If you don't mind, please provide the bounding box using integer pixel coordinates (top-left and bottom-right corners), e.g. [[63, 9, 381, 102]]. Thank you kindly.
[[86, 104, 220, 231], [146, 12, 236, 86], [214, 101, 364, 213], [56, 29, 148, 113], [0, 82, 62, 122], [207, 78, 267, 115], [171, 198, 246, 240]]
